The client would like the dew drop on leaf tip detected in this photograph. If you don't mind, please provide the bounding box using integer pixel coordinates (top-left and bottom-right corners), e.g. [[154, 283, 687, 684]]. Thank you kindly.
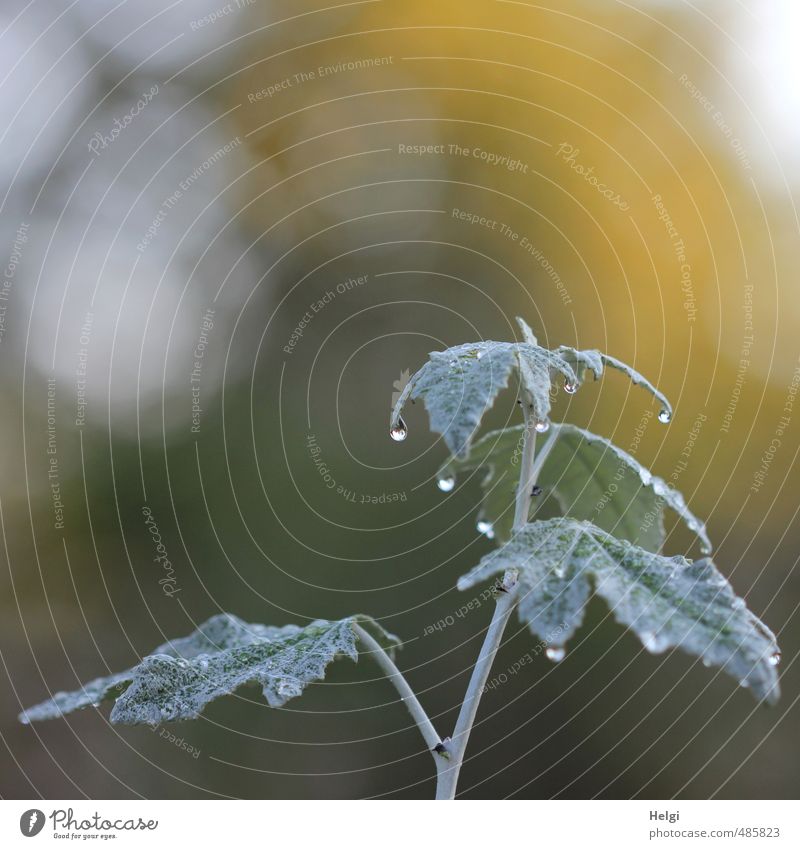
[[769, 651, 781, 667], [389, 417, 408, 442], [534, 419, 550, 433], [564, 380, 577, 394], [437, 476, 455, 492], [546, 645, 566, 662], [476, 520, 495, 539], [642, 632, 660, 653], [658, 408, 672, 424]]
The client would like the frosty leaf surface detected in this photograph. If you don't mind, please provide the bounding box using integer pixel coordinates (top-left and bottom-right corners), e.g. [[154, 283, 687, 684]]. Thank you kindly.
[[437, 426, 523, 543], [20, 614, 399, 725], [390, 341, 517, 457], [439, 423, 710, 551], [557, 346, 672, 420], [458, 518, 780, 703], [391, 319, 672, 459]]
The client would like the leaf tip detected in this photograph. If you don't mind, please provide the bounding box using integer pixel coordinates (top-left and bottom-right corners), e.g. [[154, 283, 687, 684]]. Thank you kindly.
[[515, 316, 538, 345]]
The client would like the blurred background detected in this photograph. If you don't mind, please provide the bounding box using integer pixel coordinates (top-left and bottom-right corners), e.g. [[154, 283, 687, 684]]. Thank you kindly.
[[1, 0, 798, 800]]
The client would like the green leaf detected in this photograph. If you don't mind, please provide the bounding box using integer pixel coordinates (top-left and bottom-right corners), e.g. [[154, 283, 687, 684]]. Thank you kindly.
[[437, 426, 523, 543], [557, 346, 673, 422], [458, 518, 780, 704], [391, 317, 672, 459], [390, 341, 518, 457], [438, 423, 710, 551], [19, 614, 399, 725]]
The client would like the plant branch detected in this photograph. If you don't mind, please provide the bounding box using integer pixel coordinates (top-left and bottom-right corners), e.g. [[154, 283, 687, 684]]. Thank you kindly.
[[353, 624, 446, 772], [514, 408, 538, 529], [435, 404, 537, 799]]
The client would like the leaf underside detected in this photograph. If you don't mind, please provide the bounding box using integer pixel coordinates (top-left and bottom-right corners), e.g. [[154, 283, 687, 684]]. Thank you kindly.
[[390, 318, 671, 459], [458, 518, 780, 703], [439, 423, 710, 552], [19, 614, 399, 726]]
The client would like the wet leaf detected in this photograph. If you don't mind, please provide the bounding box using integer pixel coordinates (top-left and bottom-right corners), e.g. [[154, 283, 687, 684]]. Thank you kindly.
[[458, 518, 780, 703], [391, 318, 672, 458], [390, 341, 518, 458], [439, 423, 710, 551], [19, 614, 399, 725], [557, 347, 672, 421]]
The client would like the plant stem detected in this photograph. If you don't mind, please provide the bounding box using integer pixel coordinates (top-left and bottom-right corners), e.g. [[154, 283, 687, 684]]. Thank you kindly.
[[514, 410, 538, 529], [353, 624, 448, 778], [434, 580, 518, 799], [435, 404, 537, 799]]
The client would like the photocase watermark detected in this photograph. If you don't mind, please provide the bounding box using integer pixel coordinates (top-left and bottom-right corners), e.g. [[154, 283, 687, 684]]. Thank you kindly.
[[0, 220, 28, 344], [247, 55, 394, 102], [452, 207, 572, 306], [20, 807, 158, 836], [639, 410, 707, 538], [555, 143, 630, 210], [398, 141, 530, 173], [190, 0, 255, 30], [190, 307, 215, 434], [19, 808, 45, 837], [593, 409, 654, 515], [306, 433, 406, 503], [136, 136, 242, 252], [483, 623, 569, 691], [283, 274, 368, 355], [750, 360, 800, 494], [678, 74, 751, 170], [651, 194, 696, 322], [720, 283, 754, 434], [422, 587, 497, 636], [46, 378, 65, 531], [141, 506, 181, 597], [151, 723, 201, 759], [75, 311, 93, 428], [87, 84, 159, 156]]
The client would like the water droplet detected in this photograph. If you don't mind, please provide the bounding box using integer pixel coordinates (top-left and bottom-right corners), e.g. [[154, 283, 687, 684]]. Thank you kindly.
[[658, 408, 672, 424], [642, 632, 662, 653], [19, 714, 30, 725], [769, 651, 781, 667], [534, 419, 550, 433], [437, 476, 455, 492], [546, 646, 566, 662], [531, 485, 542, 497], [739, 679, 750, 689], [702, 657, 712, 668], [389, 417, 408, 442], [700, 543, 712, 556], [564, 380, 577, 394], [476, 520, 495, 539], [476, 350, 483, 360]]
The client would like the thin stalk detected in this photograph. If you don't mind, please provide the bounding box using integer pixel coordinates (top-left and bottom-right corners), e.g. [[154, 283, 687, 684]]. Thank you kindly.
[[353, 624, 448, 778], [435, 404, 538, 799]]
